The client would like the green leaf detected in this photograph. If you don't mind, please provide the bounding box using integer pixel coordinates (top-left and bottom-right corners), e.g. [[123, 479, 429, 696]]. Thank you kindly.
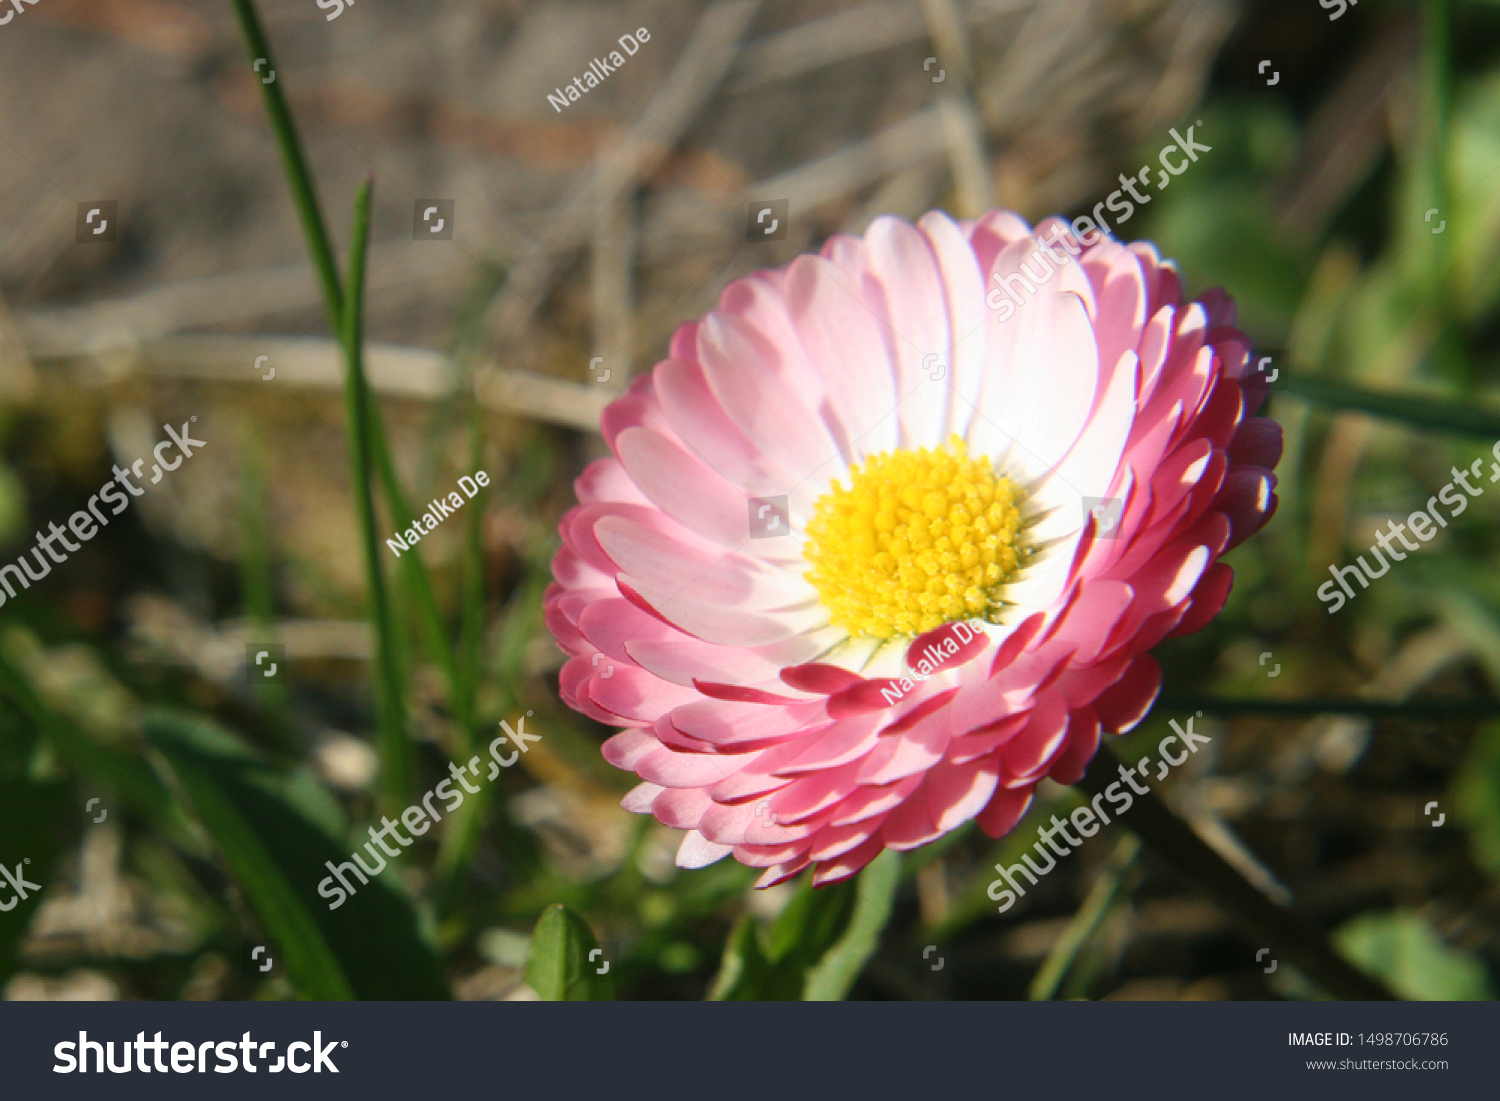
[[766, 875, 856, 966], [1334, 910, 1493, 1001], [708, 896, 824, 1001], [709, 854, 900, 1001], [803, 850, 900, 1001], [707, 914, 779, 1001], [146, 710, 448, 1000], [524, 903, 610, 1000]]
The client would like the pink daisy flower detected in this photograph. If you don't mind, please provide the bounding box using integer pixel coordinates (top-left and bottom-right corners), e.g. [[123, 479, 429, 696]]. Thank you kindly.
[[546, 210, 1281, 888]]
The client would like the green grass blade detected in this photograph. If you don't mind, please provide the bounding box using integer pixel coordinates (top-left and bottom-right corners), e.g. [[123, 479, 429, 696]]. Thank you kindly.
[[1029, 835, 1139, 1000], [434, 545, 550, 888], [1283, 374, 1500, 438], [432, 440, 557, 894], [802, 850, 901, 1001], [147, 711, 448, 1000], [341, 178, 411, 814], [1158, 695, 1500, 720], [227, 0, 463, 732], [1405, 0, 1451, 306], [237, 430, 294, 744], [238, 430, 276, 633], [149, 714, 352, 1000], [367, 417, 464, 714], [226, 0, 343, 326]]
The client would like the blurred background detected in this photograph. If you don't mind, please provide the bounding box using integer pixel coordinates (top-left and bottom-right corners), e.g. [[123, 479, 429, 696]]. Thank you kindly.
[[1, 0, 1499, 1001]]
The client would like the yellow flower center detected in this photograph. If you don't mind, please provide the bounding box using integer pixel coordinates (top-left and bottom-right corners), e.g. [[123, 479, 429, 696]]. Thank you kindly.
[[803, 437, 1028, 640]]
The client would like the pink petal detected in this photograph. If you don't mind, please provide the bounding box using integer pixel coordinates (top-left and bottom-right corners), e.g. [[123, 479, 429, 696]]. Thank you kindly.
[[676, 830, 734, 869], [811, 835, 884, 886], [976, 785, 1035, 838]]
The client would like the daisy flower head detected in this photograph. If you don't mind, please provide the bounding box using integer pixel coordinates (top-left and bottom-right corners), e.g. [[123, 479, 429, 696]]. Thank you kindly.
[[546, 210, 1281, 888]]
